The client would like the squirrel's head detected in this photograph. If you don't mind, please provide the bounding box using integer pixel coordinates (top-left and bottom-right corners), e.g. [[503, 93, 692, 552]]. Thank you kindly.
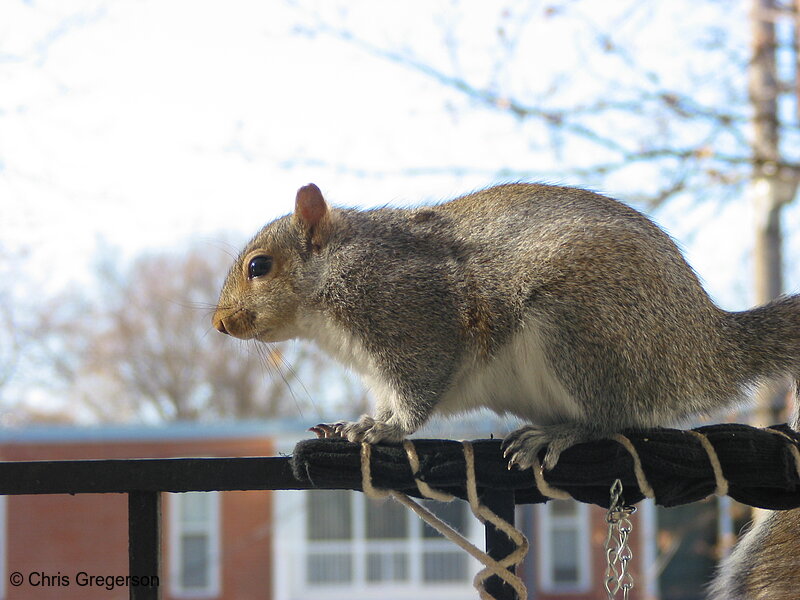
[[212, 183, 334, 342]]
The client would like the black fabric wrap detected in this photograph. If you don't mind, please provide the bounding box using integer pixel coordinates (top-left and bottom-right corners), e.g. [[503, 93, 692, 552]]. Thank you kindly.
[[290, 424, 800, 509]]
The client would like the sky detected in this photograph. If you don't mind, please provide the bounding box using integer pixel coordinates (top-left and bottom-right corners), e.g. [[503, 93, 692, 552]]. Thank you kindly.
[[3, 0, 532, 290], [2, 0, 781, 304], [6, 0, 800, 427], [3, 0, 800, 339]]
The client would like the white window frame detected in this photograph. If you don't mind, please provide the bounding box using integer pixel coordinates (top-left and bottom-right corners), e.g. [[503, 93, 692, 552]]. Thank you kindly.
[[274, 488, 483, 600], [537, 499, 591, 593], [639, 498, 660, 599], [168, 491, 221, 599]]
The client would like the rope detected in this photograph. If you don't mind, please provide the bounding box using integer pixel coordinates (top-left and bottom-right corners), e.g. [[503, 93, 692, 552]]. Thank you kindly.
[[360, 441, 528, 600], [293, 424, 800, 599], [612, 434, 656, 499], [687, 430, 729, 497], [402, 440, 454, 502], [531, 455, 572, 500], [462, 441, 529, 598], [294, 422, 800, 509]]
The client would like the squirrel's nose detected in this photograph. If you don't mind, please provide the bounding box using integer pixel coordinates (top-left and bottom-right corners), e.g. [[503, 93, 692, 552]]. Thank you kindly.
[[213, 315, 229, 335]]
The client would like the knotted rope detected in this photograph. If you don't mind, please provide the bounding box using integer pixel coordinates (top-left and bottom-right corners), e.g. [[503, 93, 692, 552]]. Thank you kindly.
[[360, 440, 528, 600]]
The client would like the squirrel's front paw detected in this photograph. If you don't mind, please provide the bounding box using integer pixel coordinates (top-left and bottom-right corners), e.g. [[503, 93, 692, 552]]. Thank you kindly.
[[310, 415, 406, 444], [502, 423, 593, 471]]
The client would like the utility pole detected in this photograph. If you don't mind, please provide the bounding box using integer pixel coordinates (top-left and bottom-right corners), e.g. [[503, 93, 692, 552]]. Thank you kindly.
[[749, 0, 799, 426]]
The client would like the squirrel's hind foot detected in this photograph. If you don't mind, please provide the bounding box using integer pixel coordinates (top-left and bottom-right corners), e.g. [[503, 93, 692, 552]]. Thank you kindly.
[[502, 423, 598, 471], [310, 415, 406, 445]]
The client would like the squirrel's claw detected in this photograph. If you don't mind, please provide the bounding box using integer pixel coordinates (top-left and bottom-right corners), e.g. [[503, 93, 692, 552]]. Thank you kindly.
[[309, 425, 329, 439], [502, 429, 549, 471], [503, 423, 594, 471], [310, 415, 407, 445], [309, 423, 347, 439]]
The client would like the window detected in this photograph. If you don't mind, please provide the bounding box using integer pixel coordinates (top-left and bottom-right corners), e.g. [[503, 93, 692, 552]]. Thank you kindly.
[[420, 500, 469, 583], [169, 492, 220, 598], [537, 499, 591, 593], [300, 490, 476, 594], [656, 498, 720, 599]]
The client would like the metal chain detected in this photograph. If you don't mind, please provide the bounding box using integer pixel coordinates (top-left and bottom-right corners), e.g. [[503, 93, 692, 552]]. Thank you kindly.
[[604, 479, 636, 600]]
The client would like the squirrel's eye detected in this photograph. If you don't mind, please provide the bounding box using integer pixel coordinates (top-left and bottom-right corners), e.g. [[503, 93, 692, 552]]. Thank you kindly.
[[247, 256, 273, 279]]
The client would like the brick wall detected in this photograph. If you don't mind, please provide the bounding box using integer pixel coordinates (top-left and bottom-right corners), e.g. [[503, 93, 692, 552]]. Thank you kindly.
[[0, 432, 274, 600]]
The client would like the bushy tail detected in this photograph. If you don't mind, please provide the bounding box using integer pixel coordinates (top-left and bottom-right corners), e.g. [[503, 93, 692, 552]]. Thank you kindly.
[[726, 294, 800, 382]]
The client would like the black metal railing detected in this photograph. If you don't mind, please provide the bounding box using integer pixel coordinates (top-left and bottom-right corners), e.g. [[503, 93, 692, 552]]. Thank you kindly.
[[0, 456, 519, 600]]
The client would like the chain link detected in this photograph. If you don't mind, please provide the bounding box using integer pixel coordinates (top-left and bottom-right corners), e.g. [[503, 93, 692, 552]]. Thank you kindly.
[[605, 479, 636, 600]]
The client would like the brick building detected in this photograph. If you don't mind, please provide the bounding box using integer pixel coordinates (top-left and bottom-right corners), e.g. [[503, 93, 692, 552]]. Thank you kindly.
[[0, 421, 730, 599]]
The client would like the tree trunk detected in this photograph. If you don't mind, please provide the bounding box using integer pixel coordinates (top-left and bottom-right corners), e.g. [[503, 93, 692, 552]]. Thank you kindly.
[[749, 0, 798, 426]]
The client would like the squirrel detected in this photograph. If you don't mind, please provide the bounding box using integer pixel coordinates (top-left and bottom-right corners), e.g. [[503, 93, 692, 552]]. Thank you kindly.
[[212, 182, 800, 470]]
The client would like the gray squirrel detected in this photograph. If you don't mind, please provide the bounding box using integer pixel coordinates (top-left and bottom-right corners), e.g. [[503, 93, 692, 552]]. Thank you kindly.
[[212, 182, 800, 471]]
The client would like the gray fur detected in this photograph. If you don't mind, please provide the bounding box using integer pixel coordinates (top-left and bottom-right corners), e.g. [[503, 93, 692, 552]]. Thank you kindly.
[[709, 508, 800, 600]]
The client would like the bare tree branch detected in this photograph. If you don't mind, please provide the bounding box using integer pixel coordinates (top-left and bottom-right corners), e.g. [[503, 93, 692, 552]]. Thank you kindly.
[[289, 1, 800, 208]]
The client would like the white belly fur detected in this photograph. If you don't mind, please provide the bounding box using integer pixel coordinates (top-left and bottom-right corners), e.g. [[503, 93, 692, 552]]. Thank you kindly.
[[297, 312, 375, 375], [438, 318, 582, 425], [296, 312, 398, 406], [299, 312, 581, 426]]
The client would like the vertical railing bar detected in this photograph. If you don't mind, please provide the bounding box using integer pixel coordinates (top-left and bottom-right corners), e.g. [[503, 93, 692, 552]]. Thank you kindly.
[[481, 488, 519, 600], [128, 491, 162, 600]]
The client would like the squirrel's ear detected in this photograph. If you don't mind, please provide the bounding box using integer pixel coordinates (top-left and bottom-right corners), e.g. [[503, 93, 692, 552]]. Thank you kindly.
[[295, 183, 329, 231], [294, 183, 333, 251]]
